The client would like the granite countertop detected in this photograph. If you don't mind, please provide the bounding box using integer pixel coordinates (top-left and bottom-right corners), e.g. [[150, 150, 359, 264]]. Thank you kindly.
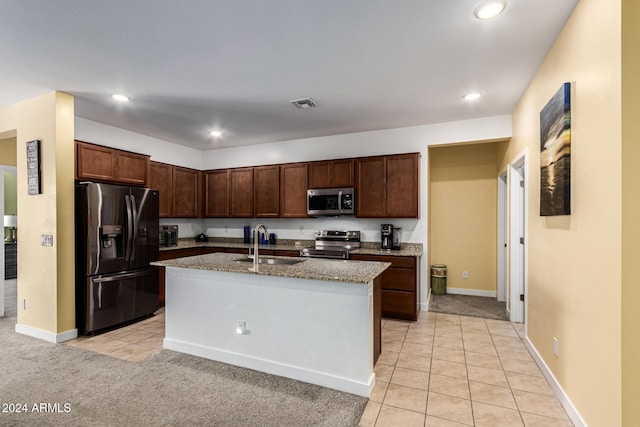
[[161, 238, 423, 257], [163, 239, 309, 253], [152, 252, 391, 284]]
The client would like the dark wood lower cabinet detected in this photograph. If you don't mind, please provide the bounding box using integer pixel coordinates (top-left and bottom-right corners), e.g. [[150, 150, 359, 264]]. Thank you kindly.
[[373, 275, 382, 364], [351, 254, 418, 321], [5, 243, 17, 279], [157, 266, 166, 307]]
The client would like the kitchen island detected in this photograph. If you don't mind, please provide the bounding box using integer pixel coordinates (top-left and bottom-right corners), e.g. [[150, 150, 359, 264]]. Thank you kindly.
[[152, 252, 390, 397]]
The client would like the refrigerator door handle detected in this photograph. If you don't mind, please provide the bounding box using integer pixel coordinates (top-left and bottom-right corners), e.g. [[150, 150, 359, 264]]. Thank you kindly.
[[131, 194, 139, 262], [125, 195, 133, 262], [92, 270, 152, 283]]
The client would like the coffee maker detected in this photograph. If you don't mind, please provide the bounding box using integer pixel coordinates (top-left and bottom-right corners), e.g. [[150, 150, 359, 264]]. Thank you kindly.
[[381, 224, 393, 250]]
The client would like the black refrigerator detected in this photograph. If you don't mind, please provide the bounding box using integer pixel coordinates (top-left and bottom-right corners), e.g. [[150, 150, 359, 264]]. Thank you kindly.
[[75, 182, 160, 334]]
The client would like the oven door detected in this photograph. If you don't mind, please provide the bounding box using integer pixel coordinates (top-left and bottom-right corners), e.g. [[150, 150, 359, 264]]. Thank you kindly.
[[307, 188, 355, 216]]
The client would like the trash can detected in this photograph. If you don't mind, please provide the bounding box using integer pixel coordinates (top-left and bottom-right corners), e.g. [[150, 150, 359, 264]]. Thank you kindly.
[[431, 264, 447, 295]]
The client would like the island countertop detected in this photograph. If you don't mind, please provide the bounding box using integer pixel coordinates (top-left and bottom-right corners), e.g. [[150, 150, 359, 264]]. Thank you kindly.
[[152, 252, 390, 284]]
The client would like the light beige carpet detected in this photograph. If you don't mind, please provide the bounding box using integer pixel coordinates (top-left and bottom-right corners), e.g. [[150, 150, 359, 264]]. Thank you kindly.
[[0, 315, 366, 426], [428, 293, 508, 321]]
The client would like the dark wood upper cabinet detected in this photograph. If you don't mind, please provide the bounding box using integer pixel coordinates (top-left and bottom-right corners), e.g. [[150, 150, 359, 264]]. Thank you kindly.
[[308, 161, 331, 188], [149, 161, 174, 217], [356, 153, 419, 218], [254, 165, 280, 217], [77, 140, 419, 220], [115, 150, 150, 186], [205, 169, 230, 217], [355, 156, 386, 217], [75, 140, 149, 186], [172, 166, 200, 218], [385, 153, 419, 218], [308, 159, 354, 188], [280, 163, 308, 218], [230, 167, 254, 217], [76, 141, 114, 182]]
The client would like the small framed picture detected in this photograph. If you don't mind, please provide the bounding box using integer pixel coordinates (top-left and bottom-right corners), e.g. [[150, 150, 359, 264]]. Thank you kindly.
[[26, 139, 41, 195]]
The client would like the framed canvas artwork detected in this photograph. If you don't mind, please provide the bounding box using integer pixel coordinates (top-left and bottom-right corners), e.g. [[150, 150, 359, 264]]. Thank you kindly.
[[540, 82, 571, 216]]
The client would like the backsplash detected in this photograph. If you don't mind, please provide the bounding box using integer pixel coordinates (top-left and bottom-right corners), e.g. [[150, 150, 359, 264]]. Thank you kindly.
[[160, 217, 421, 244]]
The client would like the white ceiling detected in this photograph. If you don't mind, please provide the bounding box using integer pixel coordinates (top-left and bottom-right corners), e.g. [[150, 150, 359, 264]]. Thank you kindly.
[[0, 0, 578, 150]]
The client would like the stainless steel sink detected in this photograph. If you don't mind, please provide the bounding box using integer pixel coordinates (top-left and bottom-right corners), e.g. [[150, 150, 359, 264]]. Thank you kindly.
[[235, 256, 305, 265]]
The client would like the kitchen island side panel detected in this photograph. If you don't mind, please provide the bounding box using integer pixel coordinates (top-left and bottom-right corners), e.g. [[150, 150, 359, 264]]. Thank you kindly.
[[163, 267, 374, 397]]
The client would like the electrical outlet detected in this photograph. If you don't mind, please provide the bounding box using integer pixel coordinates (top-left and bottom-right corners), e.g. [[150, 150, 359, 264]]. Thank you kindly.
[[553, 337, 559, 357], [236, 320, 247, 335], [22, 299, 26, 310], [462, 271, 469, 279]]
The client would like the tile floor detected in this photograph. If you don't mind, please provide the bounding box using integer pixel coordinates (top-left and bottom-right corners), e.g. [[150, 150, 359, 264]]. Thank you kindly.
[[359, 312, 574, 427], [64, 309, 165, 362], [5, 275, 574, 426]]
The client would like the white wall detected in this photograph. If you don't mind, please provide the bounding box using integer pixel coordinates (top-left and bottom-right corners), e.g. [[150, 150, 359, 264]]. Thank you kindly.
[[202, 115, 512, 169], [75, 118, 204, 170], [75, 115, 512, 309]]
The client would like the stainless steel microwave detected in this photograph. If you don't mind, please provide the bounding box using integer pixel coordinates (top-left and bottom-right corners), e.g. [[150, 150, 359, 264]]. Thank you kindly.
[[307, 187, 355, 216]]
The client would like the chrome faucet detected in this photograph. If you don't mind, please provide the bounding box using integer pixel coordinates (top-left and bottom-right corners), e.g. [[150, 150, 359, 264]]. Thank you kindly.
[[250, 223, 269, 271]]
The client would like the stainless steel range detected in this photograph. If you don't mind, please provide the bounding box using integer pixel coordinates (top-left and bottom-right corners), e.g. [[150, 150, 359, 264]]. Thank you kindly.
[[299, 230, 361, 259]]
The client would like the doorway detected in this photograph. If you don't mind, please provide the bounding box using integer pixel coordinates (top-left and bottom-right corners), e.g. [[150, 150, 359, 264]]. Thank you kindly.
[[0, 139, 17, 318], [2, 167, 18, 318], [508, 156, 527, 323]]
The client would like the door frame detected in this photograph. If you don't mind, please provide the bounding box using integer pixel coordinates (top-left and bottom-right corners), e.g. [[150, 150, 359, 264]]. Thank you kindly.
[[497, 172, 508, 302], [0, 165, 17, 318], [509, 154, 527, 323]]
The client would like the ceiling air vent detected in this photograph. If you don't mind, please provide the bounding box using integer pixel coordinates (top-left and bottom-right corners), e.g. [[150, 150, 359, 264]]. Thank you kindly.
[[289, 97, 318, 109]]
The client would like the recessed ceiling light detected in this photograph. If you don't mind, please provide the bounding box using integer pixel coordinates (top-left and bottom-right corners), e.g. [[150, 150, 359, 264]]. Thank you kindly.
[[464, 93, 481, 101], [474, 0, 507, 20], [112, 94, 130, 102], [210, 130, 223, 138]]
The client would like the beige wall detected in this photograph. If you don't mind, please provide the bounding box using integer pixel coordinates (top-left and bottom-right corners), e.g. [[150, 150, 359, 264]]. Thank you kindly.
[[429, 143, 498, 294], [0, 137, 17, 166], [497, 0, 623, 425], [0, 92, 75, 336], [621, 0, 640, 424]]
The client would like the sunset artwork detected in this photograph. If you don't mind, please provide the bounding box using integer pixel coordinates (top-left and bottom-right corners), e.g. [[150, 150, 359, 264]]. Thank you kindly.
[[540, 82, 571, 216]]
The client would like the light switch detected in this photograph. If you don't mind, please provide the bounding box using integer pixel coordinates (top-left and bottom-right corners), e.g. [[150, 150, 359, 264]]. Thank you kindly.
[[41, 235, 54, 247]]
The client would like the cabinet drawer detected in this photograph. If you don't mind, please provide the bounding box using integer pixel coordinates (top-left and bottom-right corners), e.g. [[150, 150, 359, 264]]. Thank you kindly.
[[225, 247, 249, 254], [381, 267, 416, 292], [351, 254, 416, 269], [273, 250, 301, 257], [158, 248, 202, 260], [201, 248, 224, 255], [381, 290, 417, 321]]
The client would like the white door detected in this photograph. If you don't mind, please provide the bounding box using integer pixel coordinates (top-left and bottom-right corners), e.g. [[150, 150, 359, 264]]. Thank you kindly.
[[509, 160, 526, 323]]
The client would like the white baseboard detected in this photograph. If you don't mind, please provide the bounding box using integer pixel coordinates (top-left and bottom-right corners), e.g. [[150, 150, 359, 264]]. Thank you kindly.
[[164, 338, 374, 397], [445, 287, 497, 298], [524, 337, 587, 427], [420, 288, 432, 312], [15, 324, 78, 343]]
